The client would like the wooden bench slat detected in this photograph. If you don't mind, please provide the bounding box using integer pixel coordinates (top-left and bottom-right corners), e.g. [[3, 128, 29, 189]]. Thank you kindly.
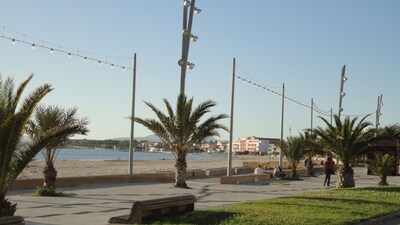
[[108, 194, 196, 224]]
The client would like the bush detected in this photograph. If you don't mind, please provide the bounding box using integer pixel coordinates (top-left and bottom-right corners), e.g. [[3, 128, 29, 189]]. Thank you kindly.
[[34, 187, 75, 197]]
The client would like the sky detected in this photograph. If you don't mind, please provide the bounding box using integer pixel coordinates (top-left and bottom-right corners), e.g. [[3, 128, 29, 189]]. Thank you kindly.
[[1, 1, 399, 141]]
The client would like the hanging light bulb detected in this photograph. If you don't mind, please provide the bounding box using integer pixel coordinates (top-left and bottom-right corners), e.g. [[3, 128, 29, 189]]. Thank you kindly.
[[31, 43, 36, 49], [50, 48, 54, 54], [98, 61, 102, 66], [83, 56, 88, 61], [122, 66, 126, 71], [111, 64, 114, 69], [68, 53, 72, 58], [12, 39, 16, 45]]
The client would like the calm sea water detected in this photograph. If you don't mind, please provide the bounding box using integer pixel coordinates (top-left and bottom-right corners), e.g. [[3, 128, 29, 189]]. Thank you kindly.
[[34, 148, 226, 161]]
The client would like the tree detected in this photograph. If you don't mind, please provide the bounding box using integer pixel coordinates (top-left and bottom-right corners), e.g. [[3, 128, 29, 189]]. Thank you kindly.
[[302, 131, 325, 176], [132, 94, 228, 188], [377, 124, 400, 141], [26, 105, 89, 194], [366, 153, 397, 186], [311, 115, 376, 188], [0, 75, 88, 216], [279, 136, 305, 179]]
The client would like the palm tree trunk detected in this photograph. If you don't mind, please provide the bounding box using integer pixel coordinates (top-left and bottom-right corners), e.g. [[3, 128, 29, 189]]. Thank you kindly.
[[0, 195, 16, 217], [174, 156, 188, 188], [305, 158, 314, 176], [43, 162, 57, 193], [290, 166, 297, 179], [379, 174, 388, 186], [336, 163, 354, 188]]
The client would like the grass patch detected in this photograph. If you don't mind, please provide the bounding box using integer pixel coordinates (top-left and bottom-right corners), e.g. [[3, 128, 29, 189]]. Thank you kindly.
[[34, 187, 76, 197], [146, 186, 400, 225]]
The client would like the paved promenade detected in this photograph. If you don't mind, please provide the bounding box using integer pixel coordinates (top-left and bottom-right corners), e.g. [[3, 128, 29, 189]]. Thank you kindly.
[[7, 168, 400, 225]]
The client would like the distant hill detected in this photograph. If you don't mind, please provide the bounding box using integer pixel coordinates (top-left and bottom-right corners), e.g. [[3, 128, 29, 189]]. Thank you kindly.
[[112, 135, 222, 142], [112, 134, 160, 142]]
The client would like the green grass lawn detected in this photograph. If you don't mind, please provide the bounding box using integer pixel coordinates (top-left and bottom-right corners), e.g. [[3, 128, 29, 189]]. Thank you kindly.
[[145, 186, 400, 225]]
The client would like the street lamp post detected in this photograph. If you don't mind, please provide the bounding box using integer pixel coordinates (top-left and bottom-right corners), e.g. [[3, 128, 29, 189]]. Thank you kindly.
[[227, 58, 236, 176], [375, 94, 383, 131], [338, 65, 347, 119], [179, 0, 200, 95]]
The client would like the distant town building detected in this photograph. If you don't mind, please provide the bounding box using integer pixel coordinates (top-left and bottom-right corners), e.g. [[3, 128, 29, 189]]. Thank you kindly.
[[232, 136, 280, 155]]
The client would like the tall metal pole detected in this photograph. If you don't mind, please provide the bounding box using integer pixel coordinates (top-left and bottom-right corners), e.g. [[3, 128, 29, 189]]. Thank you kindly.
[[227, 58, 236, 176], [310, 98, 314, 131], [338, 65, 346, 119], [375, 94, 383, 131], [128, 53, 137, 174], [279, 83, 285, 166], [179, 0, 196, 95], [330, 108, 333, 125]]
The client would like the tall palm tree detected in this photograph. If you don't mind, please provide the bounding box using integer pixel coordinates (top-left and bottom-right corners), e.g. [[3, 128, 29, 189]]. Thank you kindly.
[[301, 131, 325, 176], [0, 75, 88, 216], [311, 115, 376, 188], [132, 94, 228, 188], [366, 153, 397, 186], [26, 105, 89, 193], [279, 136, 305, 178]]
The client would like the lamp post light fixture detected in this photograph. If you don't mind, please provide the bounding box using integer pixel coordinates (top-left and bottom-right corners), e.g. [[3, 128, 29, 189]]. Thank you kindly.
[[178, 59, 195, 70], [338, 65, 347, 119], [178, 0, 201, 94]]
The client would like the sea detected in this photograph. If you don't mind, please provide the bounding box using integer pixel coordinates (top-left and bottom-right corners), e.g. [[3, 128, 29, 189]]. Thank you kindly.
[[33, 148, 226, 161]]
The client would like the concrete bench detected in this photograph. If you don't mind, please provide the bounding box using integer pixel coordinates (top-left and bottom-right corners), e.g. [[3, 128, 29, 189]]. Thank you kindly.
[[0, 216, 25, 225], [220, 173, 272, 184], [108, 194, 196, 224]]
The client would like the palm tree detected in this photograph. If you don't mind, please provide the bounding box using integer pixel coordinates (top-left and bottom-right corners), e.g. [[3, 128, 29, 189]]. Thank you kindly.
[[366, 153, 397, 186], [311, 115, 376, 188], [279, 136, 305, 179], [0, 75, 88, 216], [302, 131, 325, 176], [26, 105, 89, 194], [132, 94, 228, 188], [377, 125, 400, 141]]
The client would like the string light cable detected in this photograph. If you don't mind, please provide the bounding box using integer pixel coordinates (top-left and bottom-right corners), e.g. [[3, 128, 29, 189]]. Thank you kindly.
[[234, 66, 370, 118], [312, 101, 332, 118], [342, 112, 375, 118], [236, 64, 281, 90], [1, 26, 132, 71]]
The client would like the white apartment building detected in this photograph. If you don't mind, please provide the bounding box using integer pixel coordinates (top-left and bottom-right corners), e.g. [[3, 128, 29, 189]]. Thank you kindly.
[[232, 136, 280, 154]]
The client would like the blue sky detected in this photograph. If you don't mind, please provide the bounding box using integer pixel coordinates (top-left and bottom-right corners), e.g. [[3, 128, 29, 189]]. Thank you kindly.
[[1, 1, 399, 141]]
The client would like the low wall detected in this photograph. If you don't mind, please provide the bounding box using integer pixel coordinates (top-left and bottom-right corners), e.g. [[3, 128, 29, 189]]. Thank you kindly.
[[11, 172, 176, 190], [220, 173, 272, 184], [243, 161, 292, 170], [11, 167, 250, 191]]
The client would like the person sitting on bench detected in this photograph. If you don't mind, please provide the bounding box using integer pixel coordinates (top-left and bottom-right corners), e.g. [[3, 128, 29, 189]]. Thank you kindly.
[[273, 165, 284, 177], [254, 165, 265, 174]]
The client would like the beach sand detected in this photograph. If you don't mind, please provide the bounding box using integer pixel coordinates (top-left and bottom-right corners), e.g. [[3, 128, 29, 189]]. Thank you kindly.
[[19, 155, 276, 179]]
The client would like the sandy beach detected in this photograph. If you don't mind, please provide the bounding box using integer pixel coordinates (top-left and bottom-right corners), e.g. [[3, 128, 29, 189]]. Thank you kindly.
[[19, 155, 276, 179]]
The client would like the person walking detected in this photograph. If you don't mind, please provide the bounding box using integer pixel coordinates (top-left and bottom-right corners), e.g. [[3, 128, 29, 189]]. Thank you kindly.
[[323, 157, 335, 186]]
